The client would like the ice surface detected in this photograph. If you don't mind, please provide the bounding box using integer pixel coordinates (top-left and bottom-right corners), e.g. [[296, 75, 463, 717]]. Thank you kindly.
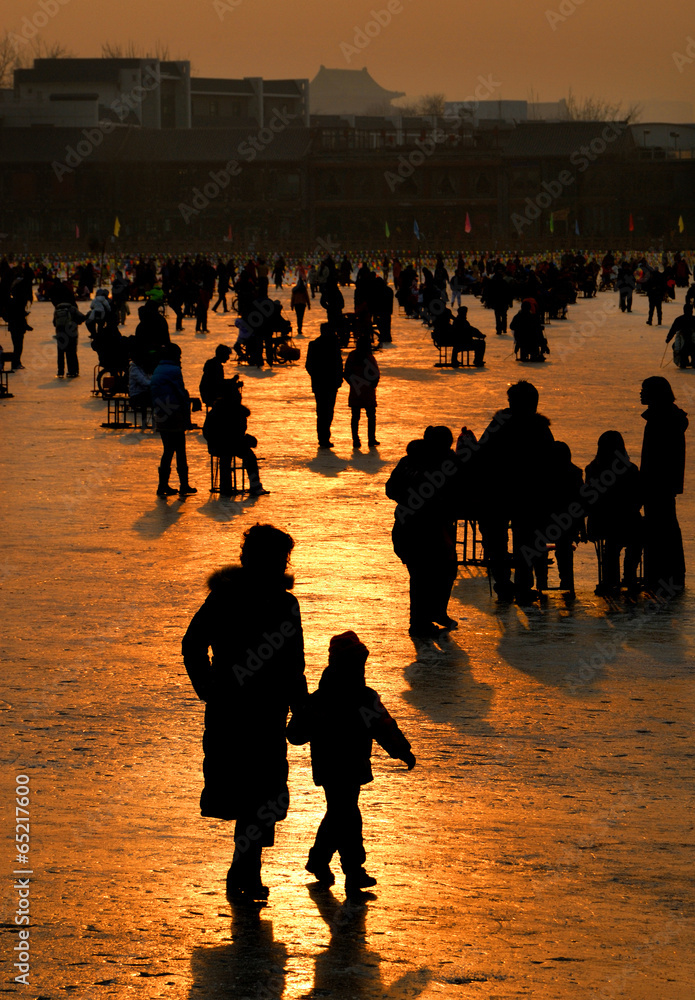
[[1, 280, 693, 998]]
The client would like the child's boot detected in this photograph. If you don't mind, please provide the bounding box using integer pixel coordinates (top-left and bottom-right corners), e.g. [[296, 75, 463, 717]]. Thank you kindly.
[[344, 867, 376, 898], [305, 858, 335, 887]]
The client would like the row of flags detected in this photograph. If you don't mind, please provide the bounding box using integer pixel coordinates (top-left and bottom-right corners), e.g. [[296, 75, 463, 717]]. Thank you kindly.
[[548, 214, 686, 235], [403, 213, 686, 239], [72, 213, 687, 241], [409, 215, 471, 240], [74, 218, 120, 239]]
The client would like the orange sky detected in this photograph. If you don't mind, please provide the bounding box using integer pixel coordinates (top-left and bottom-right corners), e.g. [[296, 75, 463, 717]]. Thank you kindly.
[[6, 0, 694, 117]]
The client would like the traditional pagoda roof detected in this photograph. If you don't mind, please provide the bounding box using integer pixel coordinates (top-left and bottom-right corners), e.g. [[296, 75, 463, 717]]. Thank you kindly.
[[310, 66, 404, 115]]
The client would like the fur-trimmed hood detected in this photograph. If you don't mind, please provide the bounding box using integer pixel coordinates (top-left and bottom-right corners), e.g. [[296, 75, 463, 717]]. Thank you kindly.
[[206, 563, 295, 592]]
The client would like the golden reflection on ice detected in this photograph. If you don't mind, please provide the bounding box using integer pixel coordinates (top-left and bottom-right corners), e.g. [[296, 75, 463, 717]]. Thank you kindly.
[[2, 279, 694, 997]]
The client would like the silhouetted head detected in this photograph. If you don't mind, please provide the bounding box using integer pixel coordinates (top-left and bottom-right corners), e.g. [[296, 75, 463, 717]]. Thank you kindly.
[[640, 376, 675, 407], [221, 378, 242, 401], [320, 630, 369, 693], [423, 425, 454, 453], [355, 335, 372, 356], [553, 440, 572, 465], [319, 322, 334, 337], [215, 344, 232, 361], [161, 343, 182, 364], [684, 304, 693, 317], [329, 631, 369, 671], [520, 300, 532, 312], [240, 523, 294, 579], [594, 430, 629, 465], [507, 380, 539, 416], [457, 306, 468, 317]]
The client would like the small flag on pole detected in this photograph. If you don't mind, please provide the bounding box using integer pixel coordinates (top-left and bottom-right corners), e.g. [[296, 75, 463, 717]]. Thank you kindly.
[[575, 219, 580, 236], [549, 213, 554, 234], [464, 212, 472, 234], [113, 216, 121, 237], [75, 224, 80, 238], [679, 215, 685, 233], [628, 213, 634, 232], [413, 219, 421, 240], [385, 222, 390, 239]]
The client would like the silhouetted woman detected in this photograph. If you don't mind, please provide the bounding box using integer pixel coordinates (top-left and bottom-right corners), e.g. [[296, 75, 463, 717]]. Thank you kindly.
[[585, 431, 642, 596], [182, 524, 307, 901], [344, 334, 380, 448], [639, 376, 688, 592]]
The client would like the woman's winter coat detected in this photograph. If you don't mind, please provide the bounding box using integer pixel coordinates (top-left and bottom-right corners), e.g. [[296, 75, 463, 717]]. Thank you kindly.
[[182, 565, 307, 820], [343, 348, 380, 408], [149, 359, 189, 431]]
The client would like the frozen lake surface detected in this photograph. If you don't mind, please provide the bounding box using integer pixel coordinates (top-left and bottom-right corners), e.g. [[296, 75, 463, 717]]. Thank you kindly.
[[1, 279, 694, 998]]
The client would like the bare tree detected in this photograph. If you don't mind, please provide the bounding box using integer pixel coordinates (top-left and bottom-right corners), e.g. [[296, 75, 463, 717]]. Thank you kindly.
[[100, 40, 173, 60], [565, 88, 642, 124], [0, 32, 72, 87], [418, 93, 446, 116], [392, 93, 447, 117]]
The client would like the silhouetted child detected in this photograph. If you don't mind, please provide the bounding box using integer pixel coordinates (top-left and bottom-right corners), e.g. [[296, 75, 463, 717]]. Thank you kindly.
[[547, 441, 586, 597], [287, 631, 415, 898], [585, 431, 642, 596]]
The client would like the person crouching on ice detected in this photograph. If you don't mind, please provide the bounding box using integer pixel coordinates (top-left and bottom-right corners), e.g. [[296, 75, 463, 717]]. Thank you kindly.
[[287, 631, 415, 899]]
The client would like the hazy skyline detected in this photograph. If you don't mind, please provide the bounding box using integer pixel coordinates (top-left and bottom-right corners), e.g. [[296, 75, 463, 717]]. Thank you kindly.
[[5, 0, 694, 119]]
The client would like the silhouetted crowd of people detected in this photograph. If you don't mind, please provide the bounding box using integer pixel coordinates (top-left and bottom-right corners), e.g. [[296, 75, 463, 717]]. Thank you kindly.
[[386, 377, 688, 636], [2, 247, 691, 914]]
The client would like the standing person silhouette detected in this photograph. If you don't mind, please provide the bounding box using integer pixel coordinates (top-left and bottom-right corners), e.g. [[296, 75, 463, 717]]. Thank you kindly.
[[305, 323, 344, 448], [585, 431, 642, 596], [386, 426, 462, 636], [290, 277, 311, 336], [476, 381, 555, 603], [150, 343, 197, 497], [344, 335, 380, 448], [639, 377, 688, 593], [287, 631, 414, 899], [182, 524, 307, 902]]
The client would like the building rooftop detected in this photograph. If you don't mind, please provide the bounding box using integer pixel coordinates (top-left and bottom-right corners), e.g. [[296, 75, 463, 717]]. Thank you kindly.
[[501, 120, 637, 157]]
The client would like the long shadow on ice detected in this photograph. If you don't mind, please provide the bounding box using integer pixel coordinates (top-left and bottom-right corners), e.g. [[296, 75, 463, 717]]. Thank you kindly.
[[494, 594, 690, 693], [402, 633, 494, 736], [132, 499, 185, 538], [346, 448, 389, 474], [196, 495, 259, 523], [307, 884, 431, 1000], [306, 448, 349, 478], [189, 905, 286, 1000]]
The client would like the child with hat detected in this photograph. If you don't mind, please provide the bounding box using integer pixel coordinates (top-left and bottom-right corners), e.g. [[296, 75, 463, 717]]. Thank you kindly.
[[287, 631, 415, 898]]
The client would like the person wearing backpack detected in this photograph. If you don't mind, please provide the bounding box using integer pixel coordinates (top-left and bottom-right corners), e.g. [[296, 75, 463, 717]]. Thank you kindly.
[[53, 301, 87, 378]]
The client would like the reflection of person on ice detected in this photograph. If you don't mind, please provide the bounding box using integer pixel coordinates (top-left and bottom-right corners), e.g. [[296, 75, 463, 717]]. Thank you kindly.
[[287, 631, 415, 899]]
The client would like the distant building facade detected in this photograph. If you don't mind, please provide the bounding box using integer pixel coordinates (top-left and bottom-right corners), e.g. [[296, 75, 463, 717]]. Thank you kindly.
[[0, 67, 692, 250], [0, 58, 309, 130], [444, 99, 570, 126]]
